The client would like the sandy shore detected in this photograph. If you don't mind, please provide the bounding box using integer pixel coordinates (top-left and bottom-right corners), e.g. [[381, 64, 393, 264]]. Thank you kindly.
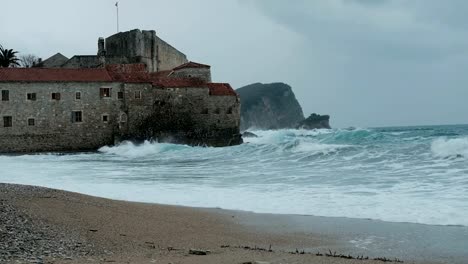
[[0, 183, 425, 264]]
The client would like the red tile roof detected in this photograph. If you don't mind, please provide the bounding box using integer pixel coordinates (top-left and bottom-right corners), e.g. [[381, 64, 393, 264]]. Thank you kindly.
[[148, 70, 172, 79], [0, 68, 112, 82], [206, 83, 237, 96], [172, 61, 211, 71], [0, 64, 237, 97]]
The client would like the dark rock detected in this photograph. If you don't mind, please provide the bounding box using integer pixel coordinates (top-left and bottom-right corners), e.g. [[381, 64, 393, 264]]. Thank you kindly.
[[242, 131, 258, 138], [297, 113, 331, 129], [237, 83, 304, 131], [189, 249, 210, 255]]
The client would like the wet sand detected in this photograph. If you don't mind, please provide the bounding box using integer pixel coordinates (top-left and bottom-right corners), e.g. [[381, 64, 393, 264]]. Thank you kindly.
[[0, 183, 450, 264]]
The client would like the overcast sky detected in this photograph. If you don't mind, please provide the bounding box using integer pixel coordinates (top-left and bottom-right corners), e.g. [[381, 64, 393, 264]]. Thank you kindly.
[[1, 0, 467, 127]]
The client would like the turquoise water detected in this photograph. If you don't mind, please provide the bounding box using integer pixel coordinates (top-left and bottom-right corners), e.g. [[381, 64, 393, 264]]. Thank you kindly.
[[1, 125, 467, 226]]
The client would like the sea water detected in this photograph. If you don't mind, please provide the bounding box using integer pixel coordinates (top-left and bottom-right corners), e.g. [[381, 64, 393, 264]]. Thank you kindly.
[[1, 125, 467, 227]]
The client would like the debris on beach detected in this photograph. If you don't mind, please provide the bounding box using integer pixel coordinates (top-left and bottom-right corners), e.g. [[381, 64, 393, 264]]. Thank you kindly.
[[188, 249, 211, 255]]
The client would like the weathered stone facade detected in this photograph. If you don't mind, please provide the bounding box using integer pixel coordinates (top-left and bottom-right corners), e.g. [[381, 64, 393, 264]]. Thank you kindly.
[[170, 62, 212, 82], [43, 29, 189, 72], [0, 65, 241, 152], [0, 81, 121, 152], [0, 29, 241, 153], [39, 53, 68, 68]]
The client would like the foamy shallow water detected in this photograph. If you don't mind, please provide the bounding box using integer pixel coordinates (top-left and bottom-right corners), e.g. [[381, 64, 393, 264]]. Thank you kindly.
[[1, 125, 467, 226]]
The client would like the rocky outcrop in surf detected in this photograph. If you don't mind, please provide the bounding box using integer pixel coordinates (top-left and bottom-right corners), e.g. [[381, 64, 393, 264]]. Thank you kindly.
[[297, 114, 331, 129], [236, 83, 305, 131], [237, 82, 332, 130]]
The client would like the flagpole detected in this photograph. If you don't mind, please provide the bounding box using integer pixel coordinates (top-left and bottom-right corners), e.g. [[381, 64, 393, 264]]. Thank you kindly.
[[116, 2, 119, 32]]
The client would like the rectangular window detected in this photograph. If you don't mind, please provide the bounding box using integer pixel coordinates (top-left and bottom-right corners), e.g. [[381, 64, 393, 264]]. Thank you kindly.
[[72, 111, 82, 123], [102, 115, 109, 123], [2, 90, 9, 101], [134, 91, 142, 99], [27, 93, 37, 101], [3, 116, 12, 127], [117, 91, 124, 100], [28, 118, 35, 126], [76, 92, 81, 100], [100, 88, 111, 98], [51, 93, 61, 100]]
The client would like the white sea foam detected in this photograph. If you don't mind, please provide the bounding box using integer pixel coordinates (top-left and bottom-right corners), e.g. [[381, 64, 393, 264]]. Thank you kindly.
[[98, 140, 190, 158], [0, 127, 467, 227], [431, 137, 468, 159], [292, 141, 350, 154]]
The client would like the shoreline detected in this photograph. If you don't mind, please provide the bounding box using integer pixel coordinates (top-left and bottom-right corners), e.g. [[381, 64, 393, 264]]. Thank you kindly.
[[0, 183, 462, 264]]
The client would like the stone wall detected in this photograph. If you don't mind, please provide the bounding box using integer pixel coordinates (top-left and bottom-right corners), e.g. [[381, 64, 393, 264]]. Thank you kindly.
[[119, 85, 241, 146], [103, 29, 188, 72], [40, 53, 69, 68], [0, 82, 123, 152], [105, 30, 158, 72], [121, 83, 154, 137], [54, 29, 188, 73], [170, 68, 211, 82], [61, 56, 101, 68], [155, 36, 188, 71], [0, 80, 241, 152]]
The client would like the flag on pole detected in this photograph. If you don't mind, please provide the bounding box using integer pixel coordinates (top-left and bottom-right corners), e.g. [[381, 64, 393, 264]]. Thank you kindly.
[[115, 1, 119, 32]]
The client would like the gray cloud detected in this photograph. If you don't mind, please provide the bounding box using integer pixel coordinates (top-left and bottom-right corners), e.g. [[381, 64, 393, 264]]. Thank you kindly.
[[245, 0, 468, 127], [1, 0, 467, 127]]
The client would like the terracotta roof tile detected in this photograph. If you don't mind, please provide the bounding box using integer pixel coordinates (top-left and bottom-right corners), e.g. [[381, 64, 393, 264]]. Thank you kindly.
[[206, 83, 237, 96], [149, 70, 172, 79], [172, 61, 211, 71], [0, 64, 237, 97]]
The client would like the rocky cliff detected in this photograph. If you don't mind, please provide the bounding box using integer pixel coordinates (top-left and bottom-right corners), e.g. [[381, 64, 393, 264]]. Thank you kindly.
[[237, 83, 305, 131], [297, 113, 331, 129]]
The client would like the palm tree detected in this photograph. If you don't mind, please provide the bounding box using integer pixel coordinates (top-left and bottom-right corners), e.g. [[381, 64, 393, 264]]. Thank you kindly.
[[0, 45, 20, 67]]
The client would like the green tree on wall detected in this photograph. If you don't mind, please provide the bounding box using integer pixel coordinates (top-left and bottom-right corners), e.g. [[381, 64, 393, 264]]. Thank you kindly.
[[0, 45, 20, 67]]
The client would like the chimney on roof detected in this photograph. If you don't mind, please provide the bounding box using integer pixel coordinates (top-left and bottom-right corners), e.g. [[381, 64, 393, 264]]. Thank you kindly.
[[98, 37, 106, 56]]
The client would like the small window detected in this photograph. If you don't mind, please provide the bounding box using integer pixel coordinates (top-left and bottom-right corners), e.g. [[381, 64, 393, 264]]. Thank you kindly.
[[52, 93, 61, 100], [27, 93, 37, 101], [102, 115, 109, 123], [3, 116, 12, 127], [120, 113, 127, 123], [28, 118, 35, 126], [100, 88, 111, 98], [76, 92, 81, 100], [117, 92, 124, 99], [134, 91, 142, 99], [201, 108, 209, 114], [227, 107, 233, 114], [72, 111, 82, 123], [2, 90, 9, 101]]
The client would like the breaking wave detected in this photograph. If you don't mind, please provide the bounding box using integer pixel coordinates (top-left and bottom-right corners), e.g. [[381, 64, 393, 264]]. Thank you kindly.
[[99, 141, 191, 158], [431, 137, 468, 159], [1, 125, 468, 226]]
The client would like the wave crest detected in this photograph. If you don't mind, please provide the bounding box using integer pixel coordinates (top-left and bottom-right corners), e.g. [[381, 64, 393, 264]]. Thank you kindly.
[[98, 141, 190, 158], [431, 137, 468, 159]]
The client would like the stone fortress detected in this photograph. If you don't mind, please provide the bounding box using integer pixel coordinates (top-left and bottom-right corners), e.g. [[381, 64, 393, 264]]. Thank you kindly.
[[0, 29, 242, 153]]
